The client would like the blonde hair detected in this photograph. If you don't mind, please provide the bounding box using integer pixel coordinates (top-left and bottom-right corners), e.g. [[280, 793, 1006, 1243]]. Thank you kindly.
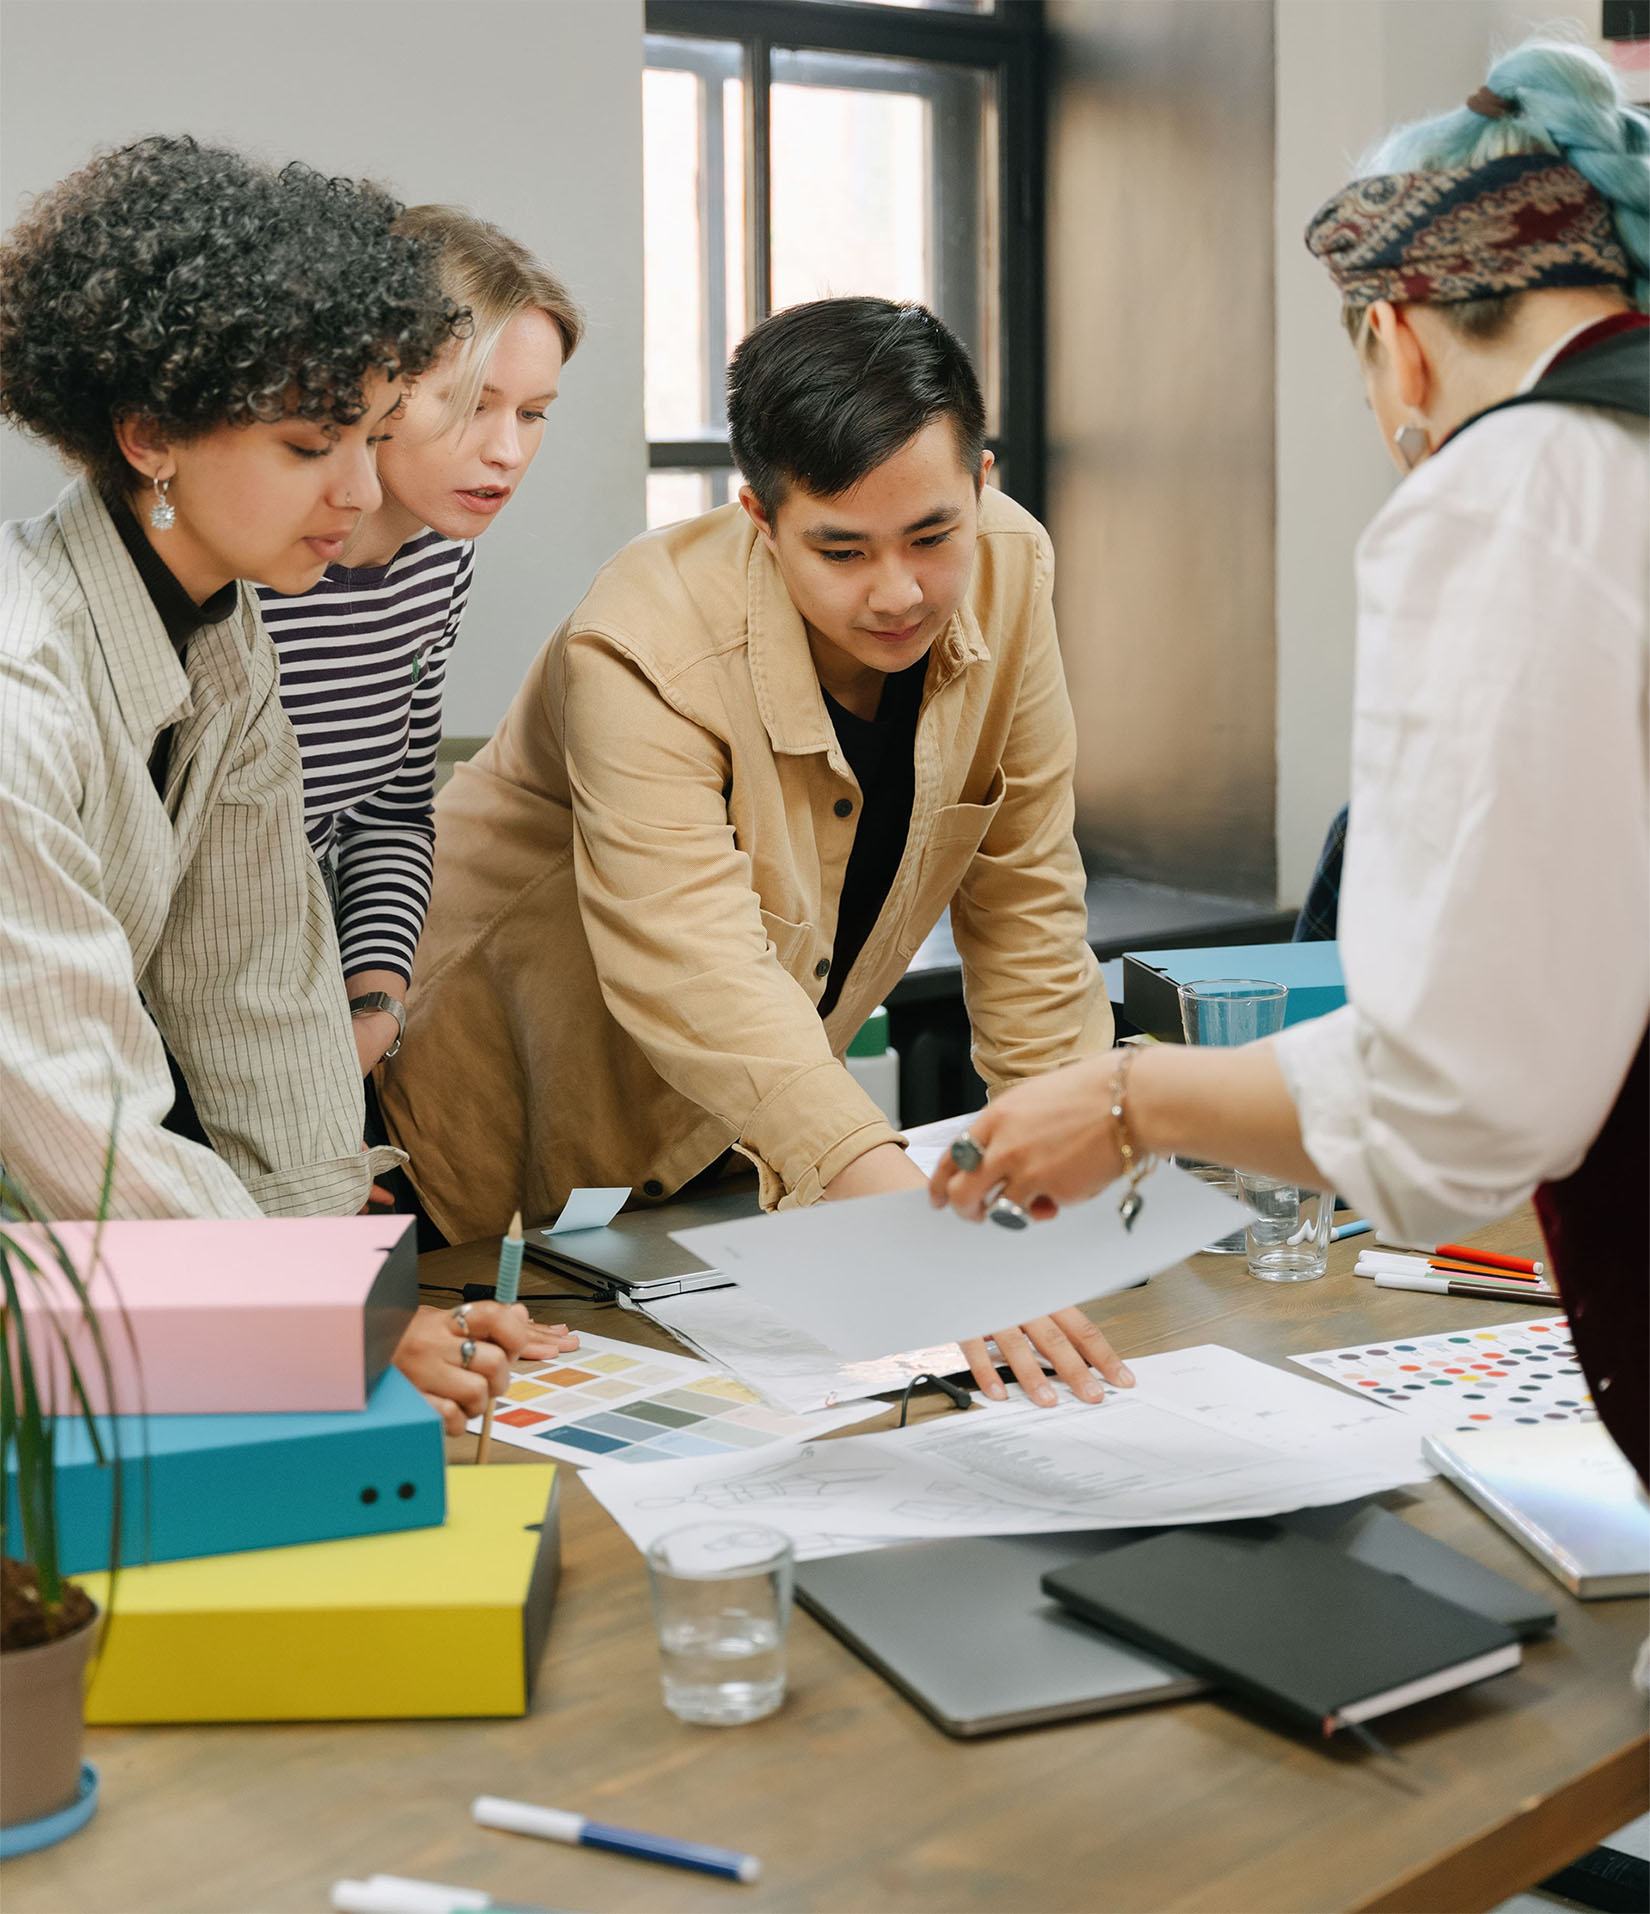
[[395, 204, 583, 436]]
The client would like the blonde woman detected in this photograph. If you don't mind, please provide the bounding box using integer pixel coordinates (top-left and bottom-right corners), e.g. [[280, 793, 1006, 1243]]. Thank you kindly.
[[259, 208, 583, 1080]]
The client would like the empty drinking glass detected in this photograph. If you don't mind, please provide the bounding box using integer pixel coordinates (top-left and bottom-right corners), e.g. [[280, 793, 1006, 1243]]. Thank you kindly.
[[1236, 1172, 1333, 1282], [646, 1523, 794, 1726], [1176, 979, 1289, 1252]]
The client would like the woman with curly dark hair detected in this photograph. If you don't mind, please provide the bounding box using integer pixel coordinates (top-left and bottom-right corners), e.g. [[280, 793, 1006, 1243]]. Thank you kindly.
[[0, 135, 544, 1430]]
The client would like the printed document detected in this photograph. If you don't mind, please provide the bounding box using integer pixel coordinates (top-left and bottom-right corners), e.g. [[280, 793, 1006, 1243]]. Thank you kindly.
[[584, 1344, 1434, 1561]]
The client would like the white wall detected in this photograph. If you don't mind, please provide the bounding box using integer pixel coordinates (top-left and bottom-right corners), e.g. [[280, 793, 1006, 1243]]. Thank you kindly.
[[0, 0, 645, 738], [1272, 0, 1597, 904]]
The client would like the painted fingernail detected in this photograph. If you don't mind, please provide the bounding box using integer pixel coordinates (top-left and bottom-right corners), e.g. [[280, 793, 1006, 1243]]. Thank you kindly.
[[1118, 1364, 1136, 1386]]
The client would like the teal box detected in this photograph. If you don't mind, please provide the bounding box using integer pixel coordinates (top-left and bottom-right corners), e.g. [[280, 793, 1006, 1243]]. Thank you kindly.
[[1123, 942, 1346, 1042], [7, 1369, 446, 1574]]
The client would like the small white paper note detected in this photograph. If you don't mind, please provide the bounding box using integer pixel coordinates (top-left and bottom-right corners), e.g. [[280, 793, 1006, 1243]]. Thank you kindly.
[[543, 1186, 631, 1236], [669, 1165, 1245, 1362]]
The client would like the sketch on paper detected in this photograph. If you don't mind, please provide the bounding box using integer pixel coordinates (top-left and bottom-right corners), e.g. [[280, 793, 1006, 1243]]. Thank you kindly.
[[584, 1344, 1434, 1562]]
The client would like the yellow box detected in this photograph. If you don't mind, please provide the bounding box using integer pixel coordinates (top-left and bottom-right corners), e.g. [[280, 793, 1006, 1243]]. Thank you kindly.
[[80, 1466, 559, 1723]]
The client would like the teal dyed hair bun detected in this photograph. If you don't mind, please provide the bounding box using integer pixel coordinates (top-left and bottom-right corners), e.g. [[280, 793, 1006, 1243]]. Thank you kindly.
[[1362, 38, 1650, 311]]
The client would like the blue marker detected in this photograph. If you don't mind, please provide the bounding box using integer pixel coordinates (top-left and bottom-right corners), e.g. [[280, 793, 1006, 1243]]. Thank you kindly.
[[1331, 1218, 1373, 1243], [473, 1794, 761, 1885]]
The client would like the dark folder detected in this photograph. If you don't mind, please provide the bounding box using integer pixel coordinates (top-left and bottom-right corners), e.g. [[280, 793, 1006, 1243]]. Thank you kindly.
[[1042, 1524, 1521, 1739]]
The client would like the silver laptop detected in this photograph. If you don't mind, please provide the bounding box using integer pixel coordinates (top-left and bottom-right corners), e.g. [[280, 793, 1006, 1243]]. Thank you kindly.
[[521, 1185, 757, 1302], [796, 1503, 1554, 1739]]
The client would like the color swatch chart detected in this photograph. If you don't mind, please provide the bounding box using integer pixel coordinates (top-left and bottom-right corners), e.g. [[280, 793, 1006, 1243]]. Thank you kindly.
[[467, 1331, 876, 1467], [1291, 1316, 1593, 1437]]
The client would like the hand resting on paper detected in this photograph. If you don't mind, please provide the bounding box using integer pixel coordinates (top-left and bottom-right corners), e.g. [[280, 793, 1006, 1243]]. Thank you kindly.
[[827, 1136, 1129, 1408], [392, 1301, 573, 1435], [961, 1310, 1133, 1407]]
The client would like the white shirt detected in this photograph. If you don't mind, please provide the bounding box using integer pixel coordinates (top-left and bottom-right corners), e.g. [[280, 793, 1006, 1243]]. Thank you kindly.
[[1275, 372, 1649, 1246]]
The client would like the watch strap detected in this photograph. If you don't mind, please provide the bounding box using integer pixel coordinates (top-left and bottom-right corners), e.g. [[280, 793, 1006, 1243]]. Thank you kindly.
[[348, 991, 405, 1059]]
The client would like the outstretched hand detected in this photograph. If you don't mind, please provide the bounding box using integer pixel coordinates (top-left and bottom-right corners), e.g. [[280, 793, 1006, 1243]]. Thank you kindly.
[[928, 1053, 1124, 1223]]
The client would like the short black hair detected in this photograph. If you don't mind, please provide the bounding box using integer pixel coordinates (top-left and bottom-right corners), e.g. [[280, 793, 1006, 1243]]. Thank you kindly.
[[0, 135, 461, 494], [727, 297, 986, 517]]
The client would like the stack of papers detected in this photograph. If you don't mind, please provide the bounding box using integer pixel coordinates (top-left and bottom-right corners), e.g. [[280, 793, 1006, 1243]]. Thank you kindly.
[[584, 1345, 1434, 1561]]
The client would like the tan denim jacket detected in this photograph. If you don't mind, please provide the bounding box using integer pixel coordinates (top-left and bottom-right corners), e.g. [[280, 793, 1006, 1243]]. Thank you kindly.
[[381, 488, 1109, 1243]]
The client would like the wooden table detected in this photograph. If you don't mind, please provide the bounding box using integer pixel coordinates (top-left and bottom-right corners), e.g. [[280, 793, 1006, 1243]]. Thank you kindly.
[[10, 1212, 1645, 1913]]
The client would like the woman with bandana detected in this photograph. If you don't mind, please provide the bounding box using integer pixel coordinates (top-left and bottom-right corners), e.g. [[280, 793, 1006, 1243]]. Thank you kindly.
[[929, 39, 1649, 1487]]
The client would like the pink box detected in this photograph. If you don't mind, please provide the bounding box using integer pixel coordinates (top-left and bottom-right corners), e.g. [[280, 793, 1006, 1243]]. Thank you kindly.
[[10, 1218, 417, 1414]]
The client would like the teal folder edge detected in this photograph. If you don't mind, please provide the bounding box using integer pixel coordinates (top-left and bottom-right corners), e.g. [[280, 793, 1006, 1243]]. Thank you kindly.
[[1123, 942, 1345, 1041], [5, 1368, 446, 1573]]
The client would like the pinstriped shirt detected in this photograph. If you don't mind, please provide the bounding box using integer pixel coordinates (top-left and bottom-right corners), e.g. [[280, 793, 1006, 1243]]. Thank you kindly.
[[0, 478, 399, 1219]]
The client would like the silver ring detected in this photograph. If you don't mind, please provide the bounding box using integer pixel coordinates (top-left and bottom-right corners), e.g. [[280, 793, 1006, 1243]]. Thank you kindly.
[[949, 1131, 986, 1174], [988, 1195, 1029, 1232], [451, 1303, 471, 1335], [459, 1338, 477, 1368]]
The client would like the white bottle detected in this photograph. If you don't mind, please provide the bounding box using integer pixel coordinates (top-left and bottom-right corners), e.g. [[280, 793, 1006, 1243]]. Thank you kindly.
[[845, 1004, 900, 1127]]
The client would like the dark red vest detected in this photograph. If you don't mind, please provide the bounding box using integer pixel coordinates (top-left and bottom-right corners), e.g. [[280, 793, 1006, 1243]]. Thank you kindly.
[[1534, 1031, 1649, 1487], [1452, 319, 1650, 1486]]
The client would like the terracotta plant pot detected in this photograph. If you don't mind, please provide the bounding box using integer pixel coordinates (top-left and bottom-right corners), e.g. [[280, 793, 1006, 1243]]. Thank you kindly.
[[0, 1605, 99, 1832]]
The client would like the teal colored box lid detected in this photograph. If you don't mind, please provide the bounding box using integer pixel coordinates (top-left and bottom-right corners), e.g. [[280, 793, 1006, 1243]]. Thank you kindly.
[[1122, 943, 1345, 1040], [5, 1367, 446, 1575]]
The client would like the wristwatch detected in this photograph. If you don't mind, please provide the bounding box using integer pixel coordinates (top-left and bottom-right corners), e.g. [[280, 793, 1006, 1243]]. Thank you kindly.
[[349, 991, 406, 1060]]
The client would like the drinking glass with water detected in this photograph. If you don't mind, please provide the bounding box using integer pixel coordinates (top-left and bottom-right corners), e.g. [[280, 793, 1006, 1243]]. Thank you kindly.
[[1175, 980, 1290, 1253], [646, 1523, 794, 1726], [1235, 1172, 1333, 1282]]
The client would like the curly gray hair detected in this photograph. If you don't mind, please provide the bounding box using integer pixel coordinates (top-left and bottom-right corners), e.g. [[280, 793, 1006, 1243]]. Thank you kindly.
[[0, 134, 463, 492]]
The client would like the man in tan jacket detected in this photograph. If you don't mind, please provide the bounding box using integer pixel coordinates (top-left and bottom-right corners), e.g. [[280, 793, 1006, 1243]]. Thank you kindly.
[[383, 297, 1124, 1403]]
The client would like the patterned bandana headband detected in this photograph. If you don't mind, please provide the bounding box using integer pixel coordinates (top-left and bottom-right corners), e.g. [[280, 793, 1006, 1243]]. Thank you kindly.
[[1305, 151, 1632, 312]]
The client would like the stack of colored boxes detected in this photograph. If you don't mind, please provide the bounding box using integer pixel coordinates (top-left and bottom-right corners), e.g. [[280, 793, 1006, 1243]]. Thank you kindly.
[[6, 1219, 559, 1722]]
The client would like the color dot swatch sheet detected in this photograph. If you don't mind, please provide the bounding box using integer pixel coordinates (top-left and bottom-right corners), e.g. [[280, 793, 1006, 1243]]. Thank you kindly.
[[1291, 1316, 1593, 1437], [467, 1330, 880, 1467]]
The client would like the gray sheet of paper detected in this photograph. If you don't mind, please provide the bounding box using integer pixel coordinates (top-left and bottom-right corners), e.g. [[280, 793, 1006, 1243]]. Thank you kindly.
[[668, 1165, 1246, 1362]]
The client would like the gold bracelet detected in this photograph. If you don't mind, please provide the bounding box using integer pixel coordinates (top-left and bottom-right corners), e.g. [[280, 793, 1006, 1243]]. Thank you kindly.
[[1109, 1047, 1157, 1232]]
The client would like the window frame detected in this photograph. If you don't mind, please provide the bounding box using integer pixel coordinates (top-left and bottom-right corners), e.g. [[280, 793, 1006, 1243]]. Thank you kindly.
[[644, 0, 1047, 520]]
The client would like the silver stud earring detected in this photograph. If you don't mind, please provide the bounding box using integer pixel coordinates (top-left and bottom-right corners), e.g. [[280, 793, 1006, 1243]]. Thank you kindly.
[[149, 475, 176, 531], [1393, 423, 1429, 472]]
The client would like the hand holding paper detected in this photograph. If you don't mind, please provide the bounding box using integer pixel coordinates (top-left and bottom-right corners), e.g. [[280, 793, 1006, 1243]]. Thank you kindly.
[[670, 1164, 1245, 1364]]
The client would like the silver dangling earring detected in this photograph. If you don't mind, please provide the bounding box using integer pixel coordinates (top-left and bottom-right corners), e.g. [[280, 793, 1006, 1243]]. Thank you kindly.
[[149, 475, 176, 531], [1393, 423, 1429, 472]]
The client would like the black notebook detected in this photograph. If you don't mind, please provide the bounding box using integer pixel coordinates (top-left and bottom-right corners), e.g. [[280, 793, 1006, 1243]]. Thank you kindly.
[[1042, 1525, 1521, 1739]]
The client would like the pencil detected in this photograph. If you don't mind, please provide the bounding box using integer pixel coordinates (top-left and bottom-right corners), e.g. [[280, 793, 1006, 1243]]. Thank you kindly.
[[477, 1210, 524, 1466]]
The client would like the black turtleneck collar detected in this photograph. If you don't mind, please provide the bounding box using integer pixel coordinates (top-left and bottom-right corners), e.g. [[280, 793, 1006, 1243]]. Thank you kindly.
[[105, 489, 239, 656]]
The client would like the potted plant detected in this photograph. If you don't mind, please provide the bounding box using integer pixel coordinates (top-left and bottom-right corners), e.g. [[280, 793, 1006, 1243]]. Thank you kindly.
[[1, 1133, 128, 1853]]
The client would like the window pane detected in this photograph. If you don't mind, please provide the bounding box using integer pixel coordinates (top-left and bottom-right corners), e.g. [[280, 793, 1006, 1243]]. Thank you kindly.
[[644, 37, 749, 440], [769, 51, 999, 430], [646, 468, 740, 531]]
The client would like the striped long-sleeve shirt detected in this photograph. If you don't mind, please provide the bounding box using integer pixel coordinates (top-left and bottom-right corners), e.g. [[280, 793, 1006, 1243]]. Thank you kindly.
[[257, 531, 473, 983]]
